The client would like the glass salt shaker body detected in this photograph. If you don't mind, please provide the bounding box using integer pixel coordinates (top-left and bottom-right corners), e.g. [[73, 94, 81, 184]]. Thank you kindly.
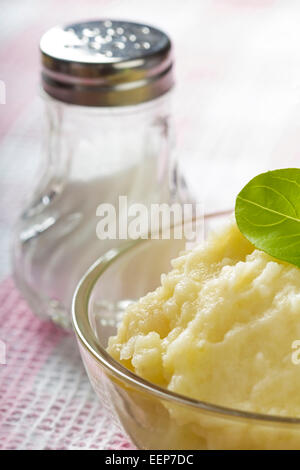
[[12, 20, 183, 328]]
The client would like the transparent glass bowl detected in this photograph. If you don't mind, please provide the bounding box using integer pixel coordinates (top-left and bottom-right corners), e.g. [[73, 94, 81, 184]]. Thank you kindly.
[[72, 213, 300, 450]]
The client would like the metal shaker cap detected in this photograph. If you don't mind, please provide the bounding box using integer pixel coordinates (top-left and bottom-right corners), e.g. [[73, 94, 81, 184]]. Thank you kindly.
[[40, 19, 173, 106]]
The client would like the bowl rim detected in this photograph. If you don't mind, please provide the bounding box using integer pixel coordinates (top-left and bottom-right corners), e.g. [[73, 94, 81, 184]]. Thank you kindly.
[[72, 212, 300, 426]]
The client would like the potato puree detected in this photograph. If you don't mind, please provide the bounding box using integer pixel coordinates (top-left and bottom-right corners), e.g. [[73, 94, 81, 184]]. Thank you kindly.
[[108, 219, 300, 418]]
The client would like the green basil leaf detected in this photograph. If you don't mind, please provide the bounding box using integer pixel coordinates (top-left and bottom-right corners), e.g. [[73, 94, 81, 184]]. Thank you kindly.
[[235, 168, 300, 268]]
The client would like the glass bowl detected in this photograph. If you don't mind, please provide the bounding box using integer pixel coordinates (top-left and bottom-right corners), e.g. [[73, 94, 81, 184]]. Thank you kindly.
[[72, 213, 300, 450]]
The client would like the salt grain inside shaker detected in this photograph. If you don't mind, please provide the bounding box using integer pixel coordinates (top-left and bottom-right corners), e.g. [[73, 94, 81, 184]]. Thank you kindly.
[[12, 19, 186, 328]]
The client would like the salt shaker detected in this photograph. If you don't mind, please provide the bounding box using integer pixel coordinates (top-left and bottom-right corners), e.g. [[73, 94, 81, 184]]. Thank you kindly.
[[12, 19, 187, 328]]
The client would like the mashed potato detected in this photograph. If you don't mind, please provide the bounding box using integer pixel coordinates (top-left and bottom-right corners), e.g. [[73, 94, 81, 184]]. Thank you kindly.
[[108, 219, 300, 418]]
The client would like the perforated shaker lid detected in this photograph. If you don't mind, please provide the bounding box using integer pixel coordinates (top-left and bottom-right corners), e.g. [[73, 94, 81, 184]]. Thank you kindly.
[[40, 19, 173, 106]]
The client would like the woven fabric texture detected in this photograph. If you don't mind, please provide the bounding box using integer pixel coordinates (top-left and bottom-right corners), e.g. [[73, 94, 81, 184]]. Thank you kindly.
[[0, 278, 134, 450]]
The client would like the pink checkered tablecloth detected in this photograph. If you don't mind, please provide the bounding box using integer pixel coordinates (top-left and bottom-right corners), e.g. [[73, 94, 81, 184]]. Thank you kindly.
[[2, 0, 300, 450]]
